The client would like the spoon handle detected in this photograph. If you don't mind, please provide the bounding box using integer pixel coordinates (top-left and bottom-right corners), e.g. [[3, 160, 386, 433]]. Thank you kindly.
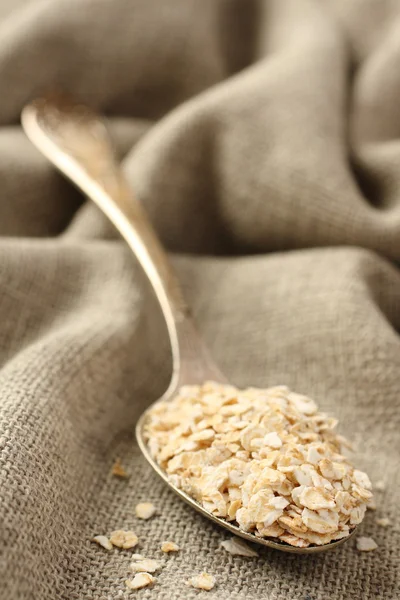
[[21, 95, 225, 386]]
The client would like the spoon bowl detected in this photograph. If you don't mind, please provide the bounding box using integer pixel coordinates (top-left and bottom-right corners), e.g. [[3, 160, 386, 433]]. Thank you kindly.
[[21, 94, 356, 553]]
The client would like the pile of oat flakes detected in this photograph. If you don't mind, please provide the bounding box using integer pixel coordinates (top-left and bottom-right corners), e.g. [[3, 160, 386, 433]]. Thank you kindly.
[[145, 382, 373, 548]]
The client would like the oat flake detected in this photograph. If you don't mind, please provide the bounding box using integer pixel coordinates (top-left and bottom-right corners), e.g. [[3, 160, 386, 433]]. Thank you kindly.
[[112, 458, 129, 479], [135, 502, 156, 520], [356, 536, 378, 551], [126, 573, 154, 590], [130, 559, 161, 573], [92, 535, 112, 551], [220, 536, 258, 557], [161, 541, 180, 553], [110, 530, 138, 549], [186, 573, 215, 591]]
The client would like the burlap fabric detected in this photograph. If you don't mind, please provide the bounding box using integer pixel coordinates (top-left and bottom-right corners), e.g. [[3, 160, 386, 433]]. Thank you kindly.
[[0, 0, 399, 598]]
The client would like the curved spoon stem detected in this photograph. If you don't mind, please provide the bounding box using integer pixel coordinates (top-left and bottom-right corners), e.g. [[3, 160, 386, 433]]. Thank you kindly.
[[21, 95, 225, 389]]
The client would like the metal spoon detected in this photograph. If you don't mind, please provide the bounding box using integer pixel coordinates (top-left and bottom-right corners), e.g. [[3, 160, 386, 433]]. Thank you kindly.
[[21, 95, 355, 553]]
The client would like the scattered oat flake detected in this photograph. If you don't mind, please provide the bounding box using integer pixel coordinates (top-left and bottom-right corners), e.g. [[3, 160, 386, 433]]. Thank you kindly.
[[110, 530, 138, 549], [131, 559, 161, 573], [356, 537, 378, 552], [220, 537, 258, 557], [135, 502, 156, 519], [131, 553, 145, 560], [92, 535, 112, 551], [112, 458, 129, 479], [186, 573, 215, 591], [126, 573, 154, 590], [374, 480, 386, 491], [376, 517, 390, 527], [161, 541, 180, 553]]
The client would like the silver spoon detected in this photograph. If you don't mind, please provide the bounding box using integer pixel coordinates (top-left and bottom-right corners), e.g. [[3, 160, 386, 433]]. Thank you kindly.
[[21, 95, 355, 554]]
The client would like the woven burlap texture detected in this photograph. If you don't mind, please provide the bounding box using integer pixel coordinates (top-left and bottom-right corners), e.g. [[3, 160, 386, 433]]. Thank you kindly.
[[0, 0, 399, 598]]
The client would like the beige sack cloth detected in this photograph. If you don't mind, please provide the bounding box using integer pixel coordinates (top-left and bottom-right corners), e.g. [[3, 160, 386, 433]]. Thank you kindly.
[[0, 0, 399, 598]]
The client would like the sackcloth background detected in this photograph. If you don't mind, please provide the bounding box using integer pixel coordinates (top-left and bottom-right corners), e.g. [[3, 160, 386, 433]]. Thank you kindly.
[[0, 0, 399, 598]]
